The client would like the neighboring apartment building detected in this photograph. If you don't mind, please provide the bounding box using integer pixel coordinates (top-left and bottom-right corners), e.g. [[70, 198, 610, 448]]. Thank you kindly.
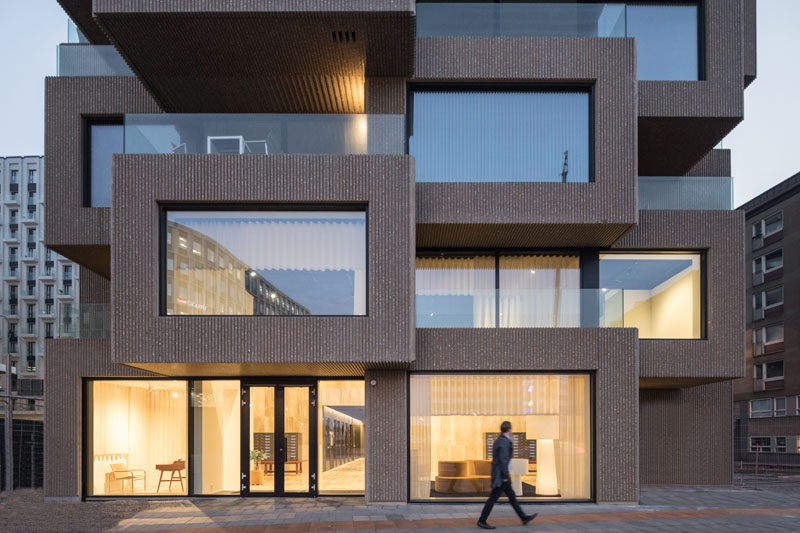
[[0, 156, 79, 489], [735, 171, 800, 466], [0, 156, 80, 409], [45, 1, 755, 502]]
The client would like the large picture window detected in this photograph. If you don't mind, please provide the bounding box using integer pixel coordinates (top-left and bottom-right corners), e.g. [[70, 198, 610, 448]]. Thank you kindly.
[[416, 254, 580, 327], [409, 89, 590, 183], [191, 380, 241, 495], [164, 210, 367, 316], [87, 380, 188, 496], [409, 374, 591, 501], [599, 252, 702, 339], [318, 380, 365, 495]]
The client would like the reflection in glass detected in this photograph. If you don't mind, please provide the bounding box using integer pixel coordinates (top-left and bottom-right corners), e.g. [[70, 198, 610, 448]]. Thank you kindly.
[[417, 3, 626, 38], [88, 380, 188, 496], [192, 380, 240, 495], [283, 387, 310, 493], [249, 387, 275, 493], [599, 252, 702, 339], [410, 90, 590, 183], [410, 374, 591, 501], [626, 5, 699, 81], [165, 211, 367, 316], [319, 381, 365, 495], [89, 123, 123, 207]]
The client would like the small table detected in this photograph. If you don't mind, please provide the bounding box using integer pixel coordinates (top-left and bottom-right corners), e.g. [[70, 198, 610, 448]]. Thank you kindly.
[[260, 460, 302, 474]]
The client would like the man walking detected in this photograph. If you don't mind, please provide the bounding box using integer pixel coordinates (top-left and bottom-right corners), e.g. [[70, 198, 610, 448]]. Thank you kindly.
[[477, 421, 537, 529]]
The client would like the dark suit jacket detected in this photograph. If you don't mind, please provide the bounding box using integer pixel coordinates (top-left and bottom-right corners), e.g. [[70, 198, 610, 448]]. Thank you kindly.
[[490, 434, 513, 488]]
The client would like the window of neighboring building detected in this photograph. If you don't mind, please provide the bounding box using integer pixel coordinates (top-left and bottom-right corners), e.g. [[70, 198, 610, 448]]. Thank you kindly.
[[409, 88, 591, 183], [755, 361, 784, 389], [775, 397, 787, 417], [750, 399, 772, 418], [87, 380, 188, 496], [750, 437, 772, 453], [775, 437, 788, 453], [753, 249, 783, 285], [45, 322, 53, 339], [85, 118, 123, 208], [598, 252, 702, 339], [753, 286, 784, 317], [753, 324, 784, 356], [409, 373, 591, 501], [163, 210, 367, 316]]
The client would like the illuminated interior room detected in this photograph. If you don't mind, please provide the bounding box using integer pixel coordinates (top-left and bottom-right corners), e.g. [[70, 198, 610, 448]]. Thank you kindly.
[[599, 252, 702, 338], [318, 380, 366, 495], [191, 380, 241, 495], [409, 374, 591, 501], [87, 380, 188, 496]]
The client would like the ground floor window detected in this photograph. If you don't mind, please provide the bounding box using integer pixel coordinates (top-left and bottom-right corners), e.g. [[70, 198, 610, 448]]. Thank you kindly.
[[409, 373, 591, 501], [87, 380, 188, 496], [191, 380, 241, 495], [318, 380, 365, 495]]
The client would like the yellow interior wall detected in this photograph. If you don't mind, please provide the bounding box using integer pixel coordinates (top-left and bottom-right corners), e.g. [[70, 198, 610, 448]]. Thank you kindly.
[[623, 269, 700, 339]]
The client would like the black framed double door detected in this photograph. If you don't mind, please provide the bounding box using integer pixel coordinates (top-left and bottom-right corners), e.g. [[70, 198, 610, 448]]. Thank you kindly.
[[241, 383, 317, 497]]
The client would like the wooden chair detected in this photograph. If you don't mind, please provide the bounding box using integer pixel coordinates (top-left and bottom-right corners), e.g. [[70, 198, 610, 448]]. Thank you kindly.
[[109, 463, 146, 493], [155, 460, 186, 493]]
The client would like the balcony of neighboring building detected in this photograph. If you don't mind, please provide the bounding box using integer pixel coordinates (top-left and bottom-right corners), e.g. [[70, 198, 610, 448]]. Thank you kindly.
[[64, 0, 414, 113]]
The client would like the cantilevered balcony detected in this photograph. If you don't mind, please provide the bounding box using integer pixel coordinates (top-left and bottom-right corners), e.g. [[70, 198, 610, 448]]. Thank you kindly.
[[124, 114, 405, 155], [88, 0, 415, 112]]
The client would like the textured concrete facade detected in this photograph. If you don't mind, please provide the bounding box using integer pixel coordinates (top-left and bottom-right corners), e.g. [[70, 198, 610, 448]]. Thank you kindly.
[[111, 155, 415, 371], [44, 0, 752, 503], [415, 37, 637, 248], [44, 76, 161, 276]]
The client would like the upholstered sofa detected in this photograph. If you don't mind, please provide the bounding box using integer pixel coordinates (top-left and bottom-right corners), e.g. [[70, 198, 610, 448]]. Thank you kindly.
[[434, 460, 492, 493]]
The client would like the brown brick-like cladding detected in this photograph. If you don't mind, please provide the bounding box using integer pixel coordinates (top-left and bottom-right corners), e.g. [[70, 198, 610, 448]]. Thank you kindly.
[[57, 0, 111, 44], [414, 328, 639, 503], [743, 0, 757, 87], [111, 154, 415, 370], [640, 382, 733, 485], [364, 370, 407, 502], [92, 1, 414, 112], [44, 76, 161, 277], [639, 0, 746, 175], [685, 149, 731, 178], [414, 37, 636, 248], [614, 211, 746, 383]]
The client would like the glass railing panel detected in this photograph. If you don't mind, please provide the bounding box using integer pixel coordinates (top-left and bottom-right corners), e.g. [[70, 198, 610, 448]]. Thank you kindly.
[[415, 289, 624, 328], [58, 303, 110, 339], [57, 44, 135, 76], [124, 114, 405, 156], [417, 3, 626, 38], [638, 176, 732, 210]]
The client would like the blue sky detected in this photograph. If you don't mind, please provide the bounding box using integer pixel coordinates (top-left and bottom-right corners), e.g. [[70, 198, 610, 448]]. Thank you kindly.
[[0, 0, 798, 206]]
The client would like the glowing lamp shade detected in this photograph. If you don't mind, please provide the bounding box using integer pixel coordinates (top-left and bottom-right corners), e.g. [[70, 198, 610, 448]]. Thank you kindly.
[[526, 415, 560, 496]]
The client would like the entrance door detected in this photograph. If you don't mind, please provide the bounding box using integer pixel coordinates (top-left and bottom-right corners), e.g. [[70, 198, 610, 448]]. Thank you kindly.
[[242, 384, 316, 496]]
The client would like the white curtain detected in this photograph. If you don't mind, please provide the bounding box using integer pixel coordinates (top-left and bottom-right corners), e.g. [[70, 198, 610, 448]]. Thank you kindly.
[[409, 374, 591, 500], [499, 256, 580, 327], [416, 256, 495, 327], [91, 381, 188, 495]]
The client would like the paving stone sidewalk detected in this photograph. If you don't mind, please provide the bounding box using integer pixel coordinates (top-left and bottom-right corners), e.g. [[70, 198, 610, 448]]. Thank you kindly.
[[4, 485, 800, 532]]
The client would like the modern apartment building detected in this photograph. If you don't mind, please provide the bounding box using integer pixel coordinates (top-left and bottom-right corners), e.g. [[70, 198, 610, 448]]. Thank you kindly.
[[45, 1, 755, 503], [0, 156, 80, 410], [735, 171, 800, 466]]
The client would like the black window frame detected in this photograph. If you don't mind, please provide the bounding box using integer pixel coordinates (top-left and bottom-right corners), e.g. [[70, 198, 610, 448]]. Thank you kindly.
[[82, 116, 124, 208], [407, 83, 596, 183], [158, 203, 370, 318]]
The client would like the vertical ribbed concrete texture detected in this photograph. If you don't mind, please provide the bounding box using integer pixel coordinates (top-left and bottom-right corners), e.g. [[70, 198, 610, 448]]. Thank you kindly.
[[640, 382, 733, 485], [365, 370, 407, 502]]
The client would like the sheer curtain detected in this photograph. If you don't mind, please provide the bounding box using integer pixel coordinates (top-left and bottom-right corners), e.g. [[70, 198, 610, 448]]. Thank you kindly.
[[91, 381, 188, 495], [416, 256, 495, 327], [499, 255, 580, 327], [409, 374, 591, 500]]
